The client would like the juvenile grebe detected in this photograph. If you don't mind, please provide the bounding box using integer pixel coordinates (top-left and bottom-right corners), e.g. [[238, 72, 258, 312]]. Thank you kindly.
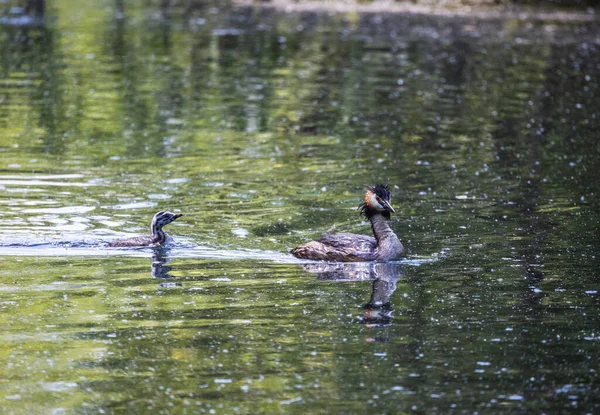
[[291, 184, 404, 262], [108, 210, 183, 247]]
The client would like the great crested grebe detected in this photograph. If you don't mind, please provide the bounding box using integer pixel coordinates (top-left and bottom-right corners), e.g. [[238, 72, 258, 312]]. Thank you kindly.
[[291, 184, 404, 262], [108, 210, 183, 247]]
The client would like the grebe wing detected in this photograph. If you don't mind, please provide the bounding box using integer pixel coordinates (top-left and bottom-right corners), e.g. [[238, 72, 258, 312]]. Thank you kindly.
[[108, 234, 155, 247], [316, 233, 377, 250], [291, 233, 379, 262]]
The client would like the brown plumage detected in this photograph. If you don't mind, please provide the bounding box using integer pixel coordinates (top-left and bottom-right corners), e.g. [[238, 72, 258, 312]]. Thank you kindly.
[[108, 210, 183, 247], [291, 184, 404, 262]]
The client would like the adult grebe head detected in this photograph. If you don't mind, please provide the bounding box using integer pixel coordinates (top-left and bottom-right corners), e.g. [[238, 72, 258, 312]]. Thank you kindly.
[[359, 184, 395, 220]]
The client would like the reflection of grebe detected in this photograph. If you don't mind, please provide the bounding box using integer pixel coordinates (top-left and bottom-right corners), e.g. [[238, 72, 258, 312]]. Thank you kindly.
[[291, 184, 404, 262], [108, 211, 183, 247], [150, 248, 182, 287], [362, 269, 399, 329], [299, 262, 403, 329], [151, 248, 172, 279]]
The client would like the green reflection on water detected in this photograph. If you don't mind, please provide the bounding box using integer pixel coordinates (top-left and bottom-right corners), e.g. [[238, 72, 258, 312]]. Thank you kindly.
[[0, 0, 598, 413]]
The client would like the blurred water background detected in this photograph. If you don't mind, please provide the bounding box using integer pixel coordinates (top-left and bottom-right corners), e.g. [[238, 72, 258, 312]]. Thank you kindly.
[[0, 0, 598, 413]]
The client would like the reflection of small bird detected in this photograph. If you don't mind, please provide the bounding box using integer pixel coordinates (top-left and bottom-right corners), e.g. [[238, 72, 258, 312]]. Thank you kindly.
[[291, 184, 405, 262], [108, 211, 183, 247]]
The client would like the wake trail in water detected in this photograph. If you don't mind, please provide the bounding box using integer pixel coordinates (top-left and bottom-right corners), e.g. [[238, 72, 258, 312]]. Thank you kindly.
[[0, 236, 445, 265], [0, 243, 441, 267]]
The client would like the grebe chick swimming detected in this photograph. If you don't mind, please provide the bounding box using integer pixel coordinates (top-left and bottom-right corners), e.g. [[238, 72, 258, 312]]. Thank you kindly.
[[291, 184, 404, 262], [108, 210, 183, 247]]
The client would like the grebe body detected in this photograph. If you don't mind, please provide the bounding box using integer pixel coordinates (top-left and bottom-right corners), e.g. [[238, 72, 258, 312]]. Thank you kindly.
[[291, 184, 404, 262], [108, 210, 183, 247]]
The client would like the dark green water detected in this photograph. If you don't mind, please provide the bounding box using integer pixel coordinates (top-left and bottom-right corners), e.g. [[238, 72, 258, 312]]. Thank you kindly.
[[0, 1, 599, 413]]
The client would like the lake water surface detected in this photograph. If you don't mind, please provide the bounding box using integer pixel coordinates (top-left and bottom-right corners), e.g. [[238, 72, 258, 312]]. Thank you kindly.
[[0, 1, 598, 413]]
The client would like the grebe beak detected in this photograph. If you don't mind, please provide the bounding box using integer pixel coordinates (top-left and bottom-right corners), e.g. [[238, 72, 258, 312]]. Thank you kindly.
[[172, 213, 184, 220], [381, 200, 395, 214]]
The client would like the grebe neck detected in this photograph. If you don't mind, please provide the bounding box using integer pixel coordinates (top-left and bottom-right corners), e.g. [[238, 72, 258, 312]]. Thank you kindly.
[[370, 214, 403, 260], [151, 224, 167, 244]]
